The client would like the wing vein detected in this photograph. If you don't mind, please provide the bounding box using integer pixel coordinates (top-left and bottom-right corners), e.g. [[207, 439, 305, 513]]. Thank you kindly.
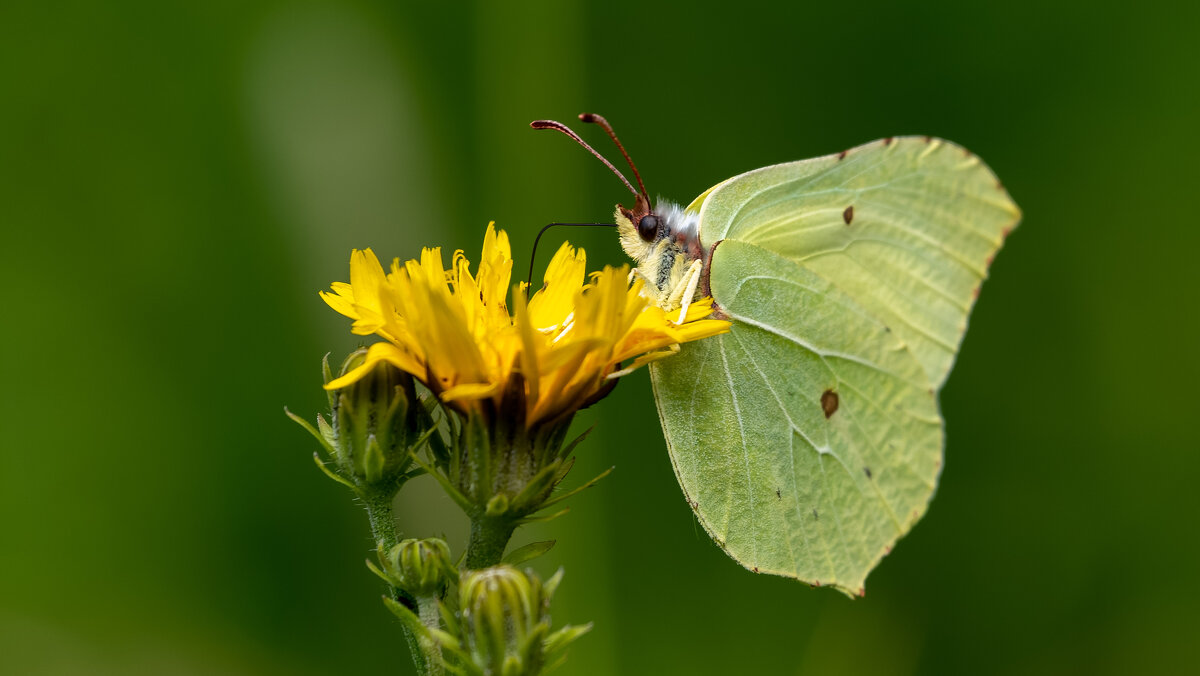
[[717, 336, 759, 567], [728, 328, 814, 577]]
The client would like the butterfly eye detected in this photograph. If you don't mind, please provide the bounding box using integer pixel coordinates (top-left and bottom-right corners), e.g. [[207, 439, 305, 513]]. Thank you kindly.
[[637, 214, 659, 242]]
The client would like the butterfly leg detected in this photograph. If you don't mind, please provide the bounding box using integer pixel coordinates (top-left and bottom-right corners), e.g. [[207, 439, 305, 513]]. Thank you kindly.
[[670, 259, 704, 325]]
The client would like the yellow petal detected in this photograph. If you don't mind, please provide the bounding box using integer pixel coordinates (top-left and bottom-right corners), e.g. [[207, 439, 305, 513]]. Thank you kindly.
[[323, 342, 423, 390], [528, 242, 586, 330], [441, 381, 502, 402], [319, 283, 357, 319], [512, 287, 541, 405]]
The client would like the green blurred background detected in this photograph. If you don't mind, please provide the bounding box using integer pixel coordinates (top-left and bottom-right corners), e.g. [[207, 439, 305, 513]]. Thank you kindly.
[[3, 1, 1197, 674]]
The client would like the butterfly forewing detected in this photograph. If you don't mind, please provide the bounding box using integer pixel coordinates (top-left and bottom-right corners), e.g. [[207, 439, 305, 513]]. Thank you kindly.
[[696, 136, 1020, 388]]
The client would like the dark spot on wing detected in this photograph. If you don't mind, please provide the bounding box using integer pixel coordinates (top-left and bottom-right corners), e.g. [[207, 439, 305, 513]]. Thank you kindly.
[[776, 488, 782, 499], [923, 135, 933, 143], [883, 137, 894, 145], [812, 508, 819, 520], [821, 389, 839, 418], [863, 466, 872, 479], [857, 587, 866, 598], [843, 205, 854, 225], [753, 566, 759, 573], [838, 150, 848, 160], [811, 580, 821, 588]]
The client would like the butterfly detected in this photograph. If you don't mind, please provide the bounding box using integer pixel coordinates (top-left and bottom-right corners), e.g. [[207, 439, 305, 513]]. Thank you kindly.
[[533, 114, 1020, 595]]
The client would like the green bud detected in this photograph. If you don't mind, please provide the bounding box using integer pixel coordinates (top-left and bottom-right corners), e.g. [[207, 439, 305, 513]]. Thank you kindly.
[[289, 349, 436, 498], [328, 349, 420, 485], [383, 538, 457, 598], [444, 565, 587, 676]]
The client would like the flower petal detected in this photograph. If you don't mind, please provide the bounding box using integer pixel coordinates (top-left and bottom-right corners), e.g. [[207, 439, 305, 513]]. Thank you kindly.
[[324, 342, 423, 390]]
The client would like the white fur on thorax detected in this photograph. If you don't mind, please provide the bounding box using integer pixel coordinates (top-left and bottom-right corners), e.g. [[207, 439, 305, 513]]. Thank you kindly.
[[656, 201, 700, 247]]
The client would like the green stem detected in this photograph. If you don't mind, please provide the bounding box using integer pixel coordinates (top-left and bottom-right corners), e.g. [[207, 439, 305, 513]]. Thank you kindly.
[[364, 490, 400, 554], [416, 595, 445, 676], [465, 516, 517, 569], [363, 490, 441, 676]]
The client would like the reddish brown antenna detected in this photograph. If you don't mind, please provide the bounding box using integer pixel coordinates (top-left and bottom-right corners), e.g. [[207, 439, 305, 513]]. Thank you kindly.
[[579, 113, 649, 200], [530, 119, 638, 197]]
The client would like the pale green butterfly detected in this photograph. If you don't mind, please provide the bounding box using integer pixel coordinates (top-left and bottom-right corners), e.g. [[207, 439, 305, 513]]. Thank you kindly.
[[533, 114, 1020, 596]]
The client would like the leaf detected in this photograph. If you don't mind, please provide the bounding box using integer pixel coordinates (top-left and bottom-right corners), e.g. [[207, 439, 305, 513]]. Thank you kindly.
[[502, 540, 556, 565]]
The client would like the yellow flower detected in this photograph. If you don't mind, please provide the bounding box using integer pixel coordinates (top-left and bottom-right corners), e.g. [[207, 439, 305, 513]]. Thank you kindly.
[[320, 224, 730, 427]]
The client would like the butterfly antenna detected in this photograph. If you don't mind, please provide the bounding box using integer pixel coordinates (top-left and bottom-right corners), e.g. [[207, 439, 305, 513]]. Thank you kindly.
[[524, 222, 617, 297], [531, 119, 639, 197], [579, 113, 649, 200]]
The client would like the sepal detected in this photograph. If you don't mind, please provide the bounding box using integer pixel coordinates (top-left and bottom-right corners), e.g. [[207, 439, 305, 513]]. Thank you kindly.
[[502, 541, 556, 566]]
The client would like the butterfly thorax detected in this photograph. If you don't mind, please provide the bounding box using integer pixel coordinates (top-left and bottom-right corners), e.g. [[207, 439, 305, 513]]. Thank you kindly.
[[614, 200, 706, 312]]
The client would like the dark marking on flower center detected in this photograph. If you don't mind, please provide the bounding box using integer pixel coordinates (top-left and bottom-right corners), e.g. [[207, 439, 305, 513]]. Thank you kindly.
[[843, 205, 854, 225], [821, 389, 839, 418]]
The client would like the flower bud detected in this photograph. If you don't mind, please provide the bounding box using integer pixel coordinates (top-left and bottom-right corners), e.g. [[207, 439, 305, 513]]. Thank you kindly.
[[289, 349, 435, 498], [444, 565, 587, 676], [460, 565, 545, 675], [383, 538, 456, 598], [326, 348, 424, 487]]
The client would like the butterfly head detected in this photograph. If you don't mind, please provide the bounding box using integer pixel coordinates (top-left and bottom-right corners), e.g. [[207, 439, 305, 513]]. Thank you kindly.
[[610, 192, 659, 263]]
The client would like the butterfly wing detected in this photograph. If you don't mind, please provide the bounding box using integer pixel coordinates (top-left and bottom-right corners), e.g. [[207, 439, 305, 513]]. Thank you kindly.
[[650, 137, 1020, 593]]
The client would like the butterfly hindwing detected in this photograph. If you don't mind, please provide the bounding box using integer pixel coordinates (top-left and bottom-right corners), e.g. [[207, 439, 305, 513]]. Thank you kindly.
[[651, 240, 941, 594]]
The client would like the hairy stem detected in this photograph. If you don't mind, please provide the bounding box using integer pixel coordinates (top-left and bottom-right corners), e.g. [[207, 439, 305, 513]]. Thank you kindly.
[[415, 594, 445, 676], [363, 491, 441, 676], [465, 516, 517, 569], [364, 490, 400, 555]]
